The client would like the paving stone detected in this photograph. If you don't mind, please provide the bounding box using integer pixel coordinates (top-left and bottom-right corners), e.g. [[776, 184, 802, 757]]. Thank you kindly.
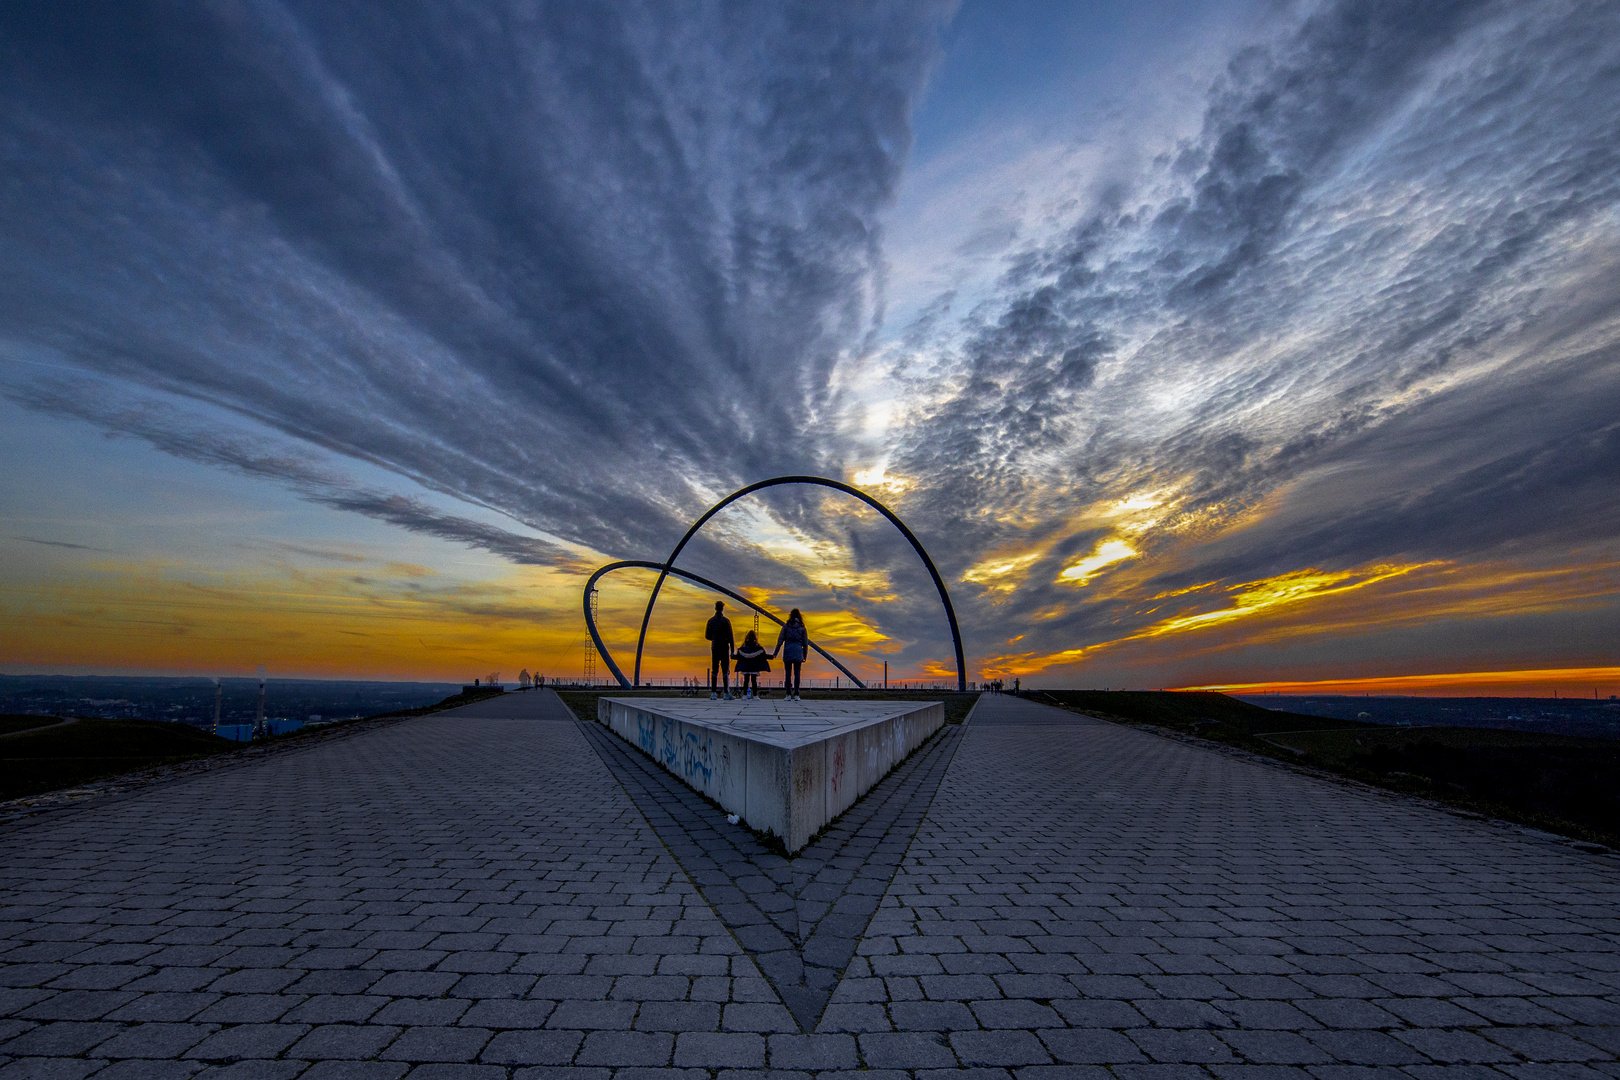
[[186, 1061, 308, 1080], [398, 1067, 505, 1080], [1217, 1030, 1334, 1065], [15, 993, 136, 1022], [767, 1033, 859, 1069], [1483, 1026, 1611, 1061], [673, 1031, 765, 1067], [634, 1002, 720, 1032], [1037, 1029, 1147, 1065], [456, 1000, 553, 1029], [298, 1065, 402, 1080], [951, 1030, 1053, 1067], [478, 1029, 581, 1065], [574, 1030, 673, 1067], [510, 1069, 607, 1080], [104, 995, 221, 1024], [1012, 1067, 1113, 1080], [720, 1003, 795, 1033], [972, 1000, 1064, 1030], [2, 1022, 123, 1056], [372, 1001, 468, 1027], [91, 1061, 205, 1080], [92, 1023, 216, 1059], [285, 1024, 400, 1059], [544, 1000, 636, 1029], [185, 1024, 310, 1061], [892, 1001, 977, 1031], [1392, 1028, 1516, 1063], [860, 1031, 959, 1068], [191, 997, 298, 1025], [0, 1060, 111, 1080], [379, 1027, 490, 1063]]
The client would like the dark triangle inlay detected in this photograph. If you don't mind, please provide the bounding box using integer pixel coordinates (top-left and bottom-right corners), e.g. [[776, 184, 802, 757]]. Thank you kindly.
[[580, 716, 964, 1032]]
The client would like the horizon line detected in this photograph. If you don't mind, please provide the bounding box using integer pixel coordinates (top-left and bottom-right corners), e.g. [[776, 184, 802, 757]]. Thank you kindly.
[[1173, 666, 1620, 698]]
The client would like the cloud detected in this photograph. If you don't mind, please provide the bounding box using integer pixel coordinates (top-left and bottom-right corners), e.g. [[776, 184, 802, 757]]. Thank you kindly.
[[11, 536, 109, 552], [0, 0, 951, 559], [878, 0, 1620, 672], [4, 375, 583, 570]]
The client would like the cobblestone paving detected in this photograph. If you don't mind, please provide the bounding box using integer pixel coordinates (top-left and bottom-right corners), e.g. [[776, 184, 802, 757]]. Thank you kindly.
[[835, 693, 1620, 1078], [1, 689, 1617, 1079]]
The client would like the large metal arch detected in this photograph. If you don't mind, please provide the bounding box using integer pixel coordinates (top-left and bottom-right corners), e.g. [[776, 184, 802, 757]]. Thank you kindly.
[[583, 560, 866, 689], [631, 476, 966, 692]]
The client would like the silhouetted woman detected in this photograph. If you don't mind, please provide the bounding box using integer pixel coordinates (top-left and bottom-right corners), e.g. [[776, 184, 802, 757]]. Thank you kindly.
[[773, 608, 809, 701]]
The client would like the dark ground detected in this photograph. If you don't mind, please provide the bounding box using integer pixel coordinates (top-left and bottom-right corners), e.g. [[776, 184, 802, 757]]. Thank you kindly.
[[1239, 693, 1620, 739], [1041, 690, 1620, 849]]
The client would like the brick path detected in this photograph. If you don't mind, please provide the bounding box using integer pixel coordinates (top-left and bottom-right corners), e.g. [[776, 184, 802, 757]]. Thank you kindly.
[[1, 690, 1617, 1079]]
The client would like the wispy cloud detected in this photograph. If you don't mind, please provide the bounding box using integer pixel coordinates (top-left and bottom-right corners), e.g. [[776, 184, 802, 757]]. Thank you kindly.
[[11, 535, 110, 553], [0, 0, 950, 560]]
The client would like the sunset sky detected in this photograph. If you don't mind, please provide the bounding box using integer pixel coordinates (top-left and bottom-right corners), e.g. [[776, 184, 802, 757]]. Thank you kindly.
[[3, 0, 1618, 696]]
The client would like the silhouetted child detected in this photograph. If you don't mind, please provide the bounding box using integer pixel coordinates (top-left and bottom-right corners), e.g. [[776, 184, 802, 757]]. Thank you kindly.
[[733, 630, 771, 699]]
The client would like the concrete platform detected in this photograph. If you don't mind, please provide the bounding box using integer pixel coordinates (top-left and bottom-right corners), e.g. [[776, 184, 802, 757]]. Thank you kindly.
[[597, 696, 944, 850]]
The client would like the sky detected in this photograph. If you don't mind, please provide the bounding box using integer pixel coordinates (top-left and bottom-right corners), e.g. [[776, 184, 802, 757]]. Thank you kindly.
[[2, 0, 1618, 695]]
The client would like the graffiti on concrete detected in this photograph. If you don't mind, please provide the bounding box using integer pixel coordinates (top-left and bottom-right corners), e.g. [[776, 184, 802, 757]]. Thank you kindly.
[[682, 729, 714, 786], [660, 717, 679, 770], [636, 710, 656, 757]]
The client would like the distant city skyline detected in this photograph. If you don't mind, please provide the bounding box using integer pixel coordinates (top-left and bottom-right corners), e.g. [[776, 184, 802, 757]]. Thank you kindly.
[[2, 1, 1618, 696]]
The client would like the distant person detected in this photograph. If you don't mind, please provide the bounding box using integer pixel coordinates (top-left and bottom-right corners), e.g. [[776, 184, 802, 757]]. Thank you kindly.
[[705, 601, 735, 699], [1014, 678, 1020, 694], [734, 630, 770, 699], [773, 608, 809, 701], [519, 669, 531, 689]]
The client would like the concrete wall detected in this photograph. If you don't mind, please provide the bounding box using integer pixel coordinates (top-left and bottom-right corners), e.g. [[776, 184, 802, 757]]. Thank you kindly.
[[597, 699, 944, 851]]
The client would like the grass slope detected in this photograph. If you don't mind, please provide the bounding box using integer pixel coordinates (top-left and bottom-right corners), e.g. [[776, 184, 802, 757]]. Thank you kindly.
[[0, 718, 237, 801], [0, 714, 69, 737], [1041, 690, 1620, 848]]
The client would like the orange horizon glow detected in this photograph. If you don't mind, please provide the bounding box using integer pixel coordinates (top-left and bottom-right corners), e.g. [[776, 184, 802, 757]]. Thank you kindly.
[[1175, 666, 1620, 698], [0, 555, 927, 686]]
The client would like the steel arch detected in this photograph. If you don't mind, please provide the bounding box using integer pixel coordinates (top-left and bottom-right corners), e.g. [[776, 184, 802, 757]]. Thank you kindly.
[[629, 476, 966, 692], [583, 560, 866, 689]]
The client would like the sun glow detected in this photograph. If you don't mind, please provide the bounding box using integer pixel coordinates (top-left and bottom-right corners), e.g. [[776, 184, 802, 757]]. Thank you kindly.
[[1113, 491, 1166, 512], [1059, 539, 1138, 584], [851, 465, 911, 495], [962, 550, 1044, 591]]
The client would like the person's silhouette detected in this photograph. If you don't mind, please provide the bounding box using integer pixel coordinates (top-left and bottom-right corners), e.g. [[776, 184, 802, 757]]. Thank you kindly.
[[705, 600, 735, 699]]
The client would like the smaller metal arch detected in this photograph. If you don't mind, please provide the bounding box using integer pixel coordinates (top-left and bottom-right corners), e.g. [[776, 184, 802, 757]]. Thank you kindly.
[[583, 560, 866, 689]]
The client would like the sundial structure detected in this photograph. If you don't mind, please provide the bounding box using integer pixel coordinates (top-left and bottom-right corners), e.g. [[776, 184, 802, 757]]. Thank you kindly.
[[580, 476, 965, 849], [582, 475, 967, 692]]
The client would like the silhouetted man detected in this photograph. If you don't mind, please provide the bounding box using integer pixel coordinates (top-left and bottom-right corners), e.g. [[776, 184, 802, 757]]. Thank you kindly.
[[705, 600, 735, 699]]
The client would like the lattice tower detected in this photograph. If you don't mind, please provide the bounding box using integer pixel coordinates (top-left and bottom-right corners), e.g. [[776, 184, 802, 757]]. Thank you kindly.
[[583, 586, 599, 684]]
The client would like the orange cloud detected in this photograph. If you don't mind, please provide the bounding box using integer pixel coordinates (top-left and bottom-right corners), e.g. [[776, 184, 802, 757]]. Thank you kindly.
[[983, 556, 1620, 684], [1137, 563, 1437, 638]]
